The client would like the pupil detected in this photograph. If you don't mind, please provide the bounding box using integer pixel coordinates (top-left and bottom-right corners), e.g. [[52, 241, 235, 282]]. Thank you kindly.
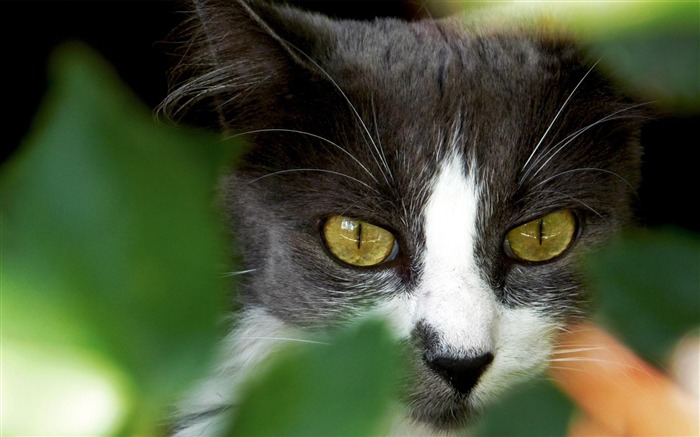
[[538, 218, 544, 246], [357, 223, 362, 249]]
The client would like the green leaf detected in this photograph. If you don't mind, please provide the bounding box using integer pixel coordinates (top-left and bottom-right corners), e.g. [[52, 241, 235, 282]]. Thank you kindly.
[[588, 24, 699, 113], [473, 379, 573, 437], [227, 319, 401, 437], [1, 43, 242, 435], [586, 228, 700, 364]]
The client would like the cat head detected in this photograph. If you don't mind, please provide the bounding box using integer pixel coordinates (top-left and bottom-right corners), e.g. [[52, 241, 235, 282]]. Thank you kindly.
[[164, 0, 644, 430]]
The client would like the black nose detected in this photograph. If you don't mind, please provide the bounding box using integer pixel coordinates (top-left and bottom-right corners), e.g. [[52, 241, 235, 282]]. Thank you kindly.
[[425, 352, 494, 395]]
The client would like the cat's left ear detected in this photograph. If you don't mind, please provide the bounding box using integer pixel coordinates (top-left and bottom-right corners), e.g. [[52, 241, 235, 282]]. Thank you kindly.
[[162, 0, 338, 128], [198, 0, 337, 70]]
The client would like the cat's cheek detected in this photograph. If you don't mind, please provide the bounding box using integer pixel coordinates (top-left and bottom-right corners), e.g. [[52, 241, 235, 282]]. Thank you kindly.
[[472, 307, 558, 403], [367, 293, 418, 339]]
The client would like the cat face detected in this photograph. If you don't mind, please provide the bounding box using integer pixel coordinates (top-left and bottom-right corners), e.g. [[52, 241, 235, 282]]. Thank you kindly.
[[165, 0, 643, 431]]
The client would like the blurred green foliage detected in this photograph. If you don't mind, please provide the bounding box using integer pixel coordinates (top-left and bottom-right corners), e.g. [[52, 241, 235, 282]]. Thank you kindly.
[[588, 229, 700, 364], [227, 320, 400, 437], [2, 1, 699, 436], [2, 43, 238, 436], [450, 0, 700, 112]]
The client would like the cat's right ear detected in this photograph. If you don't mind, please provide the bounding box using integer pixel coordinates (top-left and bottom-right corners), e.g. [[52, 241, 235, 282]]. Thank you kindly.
[[162, 0, 334, 129]]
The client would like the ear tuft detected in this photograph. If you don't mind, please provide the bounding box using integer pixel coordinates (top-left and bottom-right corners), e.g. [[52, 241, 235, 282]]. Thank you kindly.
[[159, 0, 333, 129]]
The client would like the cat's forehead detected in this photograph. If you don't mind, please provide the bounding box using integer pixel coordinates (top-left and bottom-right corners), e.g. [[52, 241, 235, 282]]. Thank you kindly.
[[320, 19, 601, 146], [314, 25, 573, 168], [325, 18, 576, 94]]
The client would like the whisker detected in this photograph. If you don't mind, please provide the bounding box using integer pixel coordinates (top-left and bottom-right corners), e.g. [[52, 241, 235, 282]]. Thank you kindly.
[[545, 365, 593, 375], [549, 357, 629, 365], [245, 168, 380, 194], [524, 103, 649, 183], [282, 40, 392, 186], [336, 195, 398, 218], [520, 59, 600, 183], [224, 128, 380, 185], [555, 325, 601, 335], [413, 0, 434, 20], [535, 188, 605, 219], [548, 357, 666, 385], [551, 346, 618, 355], [371, 94, 395, 183], [238, 336, 330, 346], [534, 167, 638, 197], [220, 71, 275, 109], [222, 269, 258, 277], [160, 66, 249, 121]]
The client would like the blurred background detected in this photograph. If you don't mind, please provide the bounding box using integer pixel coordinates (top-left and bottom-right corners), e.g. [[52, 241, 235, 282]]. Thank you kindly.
[[4, 0, 699, 233]]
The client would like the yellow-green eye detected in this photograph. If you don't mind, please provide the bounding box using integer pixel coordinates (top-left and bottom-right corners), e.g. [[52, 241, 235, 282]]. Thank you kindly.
[[504, 210, 576, 262], [323, 215, 398, 267]]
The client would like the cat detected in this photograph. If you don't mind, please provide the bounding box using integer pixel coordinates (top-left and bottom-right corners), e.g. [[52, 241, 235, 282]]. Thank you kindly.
[[161, 0, 645, 435]]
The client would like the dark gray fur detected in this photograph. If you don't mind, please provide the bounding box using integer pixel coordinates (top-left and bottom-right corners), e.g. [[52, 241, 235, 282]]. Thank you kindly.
[[163, 0, 644, 430]]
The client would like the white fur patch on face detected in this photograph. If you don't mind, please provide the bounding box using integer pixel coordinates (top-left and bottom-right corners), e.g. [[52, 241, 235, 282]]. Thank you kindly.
[[418, 153, 497, 354], [374, 152, 557, 403], [473, 306, 557, 404]]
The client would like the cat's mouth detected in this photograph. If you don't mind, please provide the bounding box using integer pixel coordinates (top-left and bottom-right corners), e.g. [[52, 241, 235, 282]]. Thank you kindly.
[[397, 314, 557, 432], [404, 356, 491, 431]]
